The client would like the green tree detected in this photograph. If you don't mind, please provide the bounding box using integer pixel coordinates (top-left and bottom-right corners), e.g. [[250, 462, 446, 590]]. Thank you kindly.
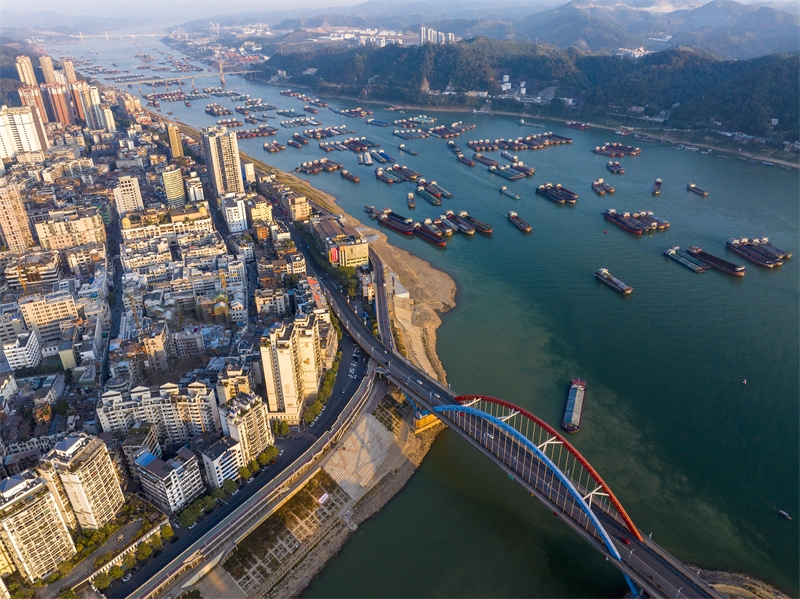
[[123, 552, 136, 569], [58, 588, 78, 599], [259, 446, 279, 465], [150, 534, 162, 550], [202, 495, 215, 511], [211, 487, 225, 500], [179, 508, 198, 527], [93, 572, 111, 590], [222, 479, 238, 494], [160, 524, 174, 541], [238, 466, 252, 480], [136, 543, 152, 561], [248, 460, 260, 474], [109, 565, 124, 580]]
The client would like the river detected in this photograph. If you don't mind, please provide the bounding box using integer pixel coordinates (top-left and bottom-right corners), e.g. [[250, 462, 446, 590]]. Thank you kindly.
[[49, 37, 799, 597]]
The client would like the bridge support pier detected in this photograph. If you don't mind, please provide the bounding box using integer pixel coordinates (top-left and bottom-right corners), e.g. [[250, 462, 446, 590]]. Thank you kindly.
[[624, 573, 641, 598]]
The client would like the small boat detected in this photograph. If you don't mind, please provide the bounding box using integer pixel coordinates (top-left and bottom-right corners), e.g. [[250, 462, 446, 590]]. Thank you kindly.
[[407, 192, 416, 209], [780, 510, 792, 520], [595, 268, 632, 294], [653, 178, 662, 195], [687, 183, 708, 197], [184, 101, 191, 107], [592, 179, 606, 196], [561, 379, 587, 433], [341, 170, 359, 183]]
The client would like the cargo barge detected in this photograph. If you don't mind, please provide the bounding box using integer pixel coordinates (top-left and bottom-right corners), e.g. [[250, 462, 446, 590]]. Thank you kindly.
[[428, 181, 453, 199], [501, 151, 518, 162], [561, 379, 587, 433], [592, 179, 606, 195], [375, 168, 395, 184], [407, 193, 416, 209], [458, 211, 493, 234], [603, 209, 644, 234], [686, 247, 745, 276], [565, 122, 591, 130], [398, 144, 418, 156], [653, 178, 662, 195], [687, 184, 709, 197], [508, 211, 532, 233], [263, 141, 286, 153], [606, 161, 625, 174], [416, 186, 442, 206], [377, 214, 415, 235], [500, 186, 520, 200], [595, 268, 633, 294], [424, 218, 450, 237], [341, 170, 360, 183], [489, 165, 524, 181], [510, 162, 535, 176], [436, 217, 459, 235], [726, 238, 783, 267], [371, 150, 387, 164], [457, 154, 475, 166], [414, 222, 447, 246], [748, 237, 792, 260], [445, 210, 475, 235], [447, 141, 462, 156], [367, 119, 390, 127], [473, 153, 499, 167], [664, 246, 707, 273]]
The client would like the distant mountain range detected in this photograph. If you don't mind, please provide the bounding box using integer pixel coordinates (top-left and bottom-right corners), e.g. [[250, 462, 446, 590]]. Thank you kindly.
[[180, 0, 799, 59], [417, 0, 799, 58]]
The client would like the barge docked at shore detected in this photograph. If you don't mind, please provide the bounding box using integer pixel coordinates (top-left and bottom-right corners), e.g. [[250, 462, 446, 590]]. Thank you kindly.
[[458, 211, 493, 234], [561, 379, 587, 433]]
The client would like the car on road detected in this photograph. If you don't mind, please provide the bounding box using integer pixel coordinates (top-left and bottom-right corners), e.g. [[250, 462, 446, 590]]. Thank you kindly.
[[484, 432, 494, 440], [188, 522, 197, 529], [122, 574, 132, 583], [247, 477, 254, 483], [620, 537, 631, 545], [416, 379, 423, 385], [279, 450, 285, 456], [231, 489, 239, 496], [170, 536, 180, 544], [153, 550, 162, 558], [433, 392, 440, 398]]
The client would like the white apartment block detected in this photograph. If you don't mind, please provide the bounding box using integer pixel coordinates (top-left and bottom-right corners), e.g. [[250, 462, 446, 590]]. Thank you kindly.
[[38, 435, 124, 530], [161, 164, 186, 208], [135, 448, 204, 514], [202, 126, 244, 197], [113, 175, 144, 216], [34, 207, 106, 250], [0, 471, 76, 583], [2, 333, 41, 371], [0, 105, 49, 160], [219, 394, 274, 464], [97, 382, 221, 448], [201, 436, 243, 489], [18, 291, 78, 345], [185, 172, 204, 203], [254, 288, 290, 317], [223, 195, 247, 232]]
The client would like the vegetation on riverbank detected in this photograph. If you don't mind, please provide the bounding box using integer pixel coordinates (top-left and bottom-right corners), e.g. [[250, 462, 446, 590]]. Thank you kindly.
[[258, 39, 798, 140]]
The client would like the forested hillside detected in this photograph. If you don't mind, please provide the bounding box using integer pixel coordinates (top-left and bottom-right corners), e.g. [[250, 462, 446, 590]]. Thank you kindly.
[[262, 39, 798, 139]]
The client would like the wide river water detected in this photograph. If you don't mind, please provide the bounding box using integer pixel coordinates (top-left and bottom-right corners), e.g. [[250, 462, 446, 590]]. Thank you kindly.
[[53, 38, 799, 597]]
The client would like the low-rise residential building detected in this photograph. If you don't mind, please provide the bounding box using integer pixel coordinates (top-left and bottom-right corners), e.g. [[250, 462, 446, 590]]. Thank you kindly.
[[121, 424, 162, 482], [135, 448, 204, 514], [223, 195, 248, 233], [120, 204, 214, 243], [34, 207, 106, 250], [171, 330, 205, 358], [254, 288, 290, 317]]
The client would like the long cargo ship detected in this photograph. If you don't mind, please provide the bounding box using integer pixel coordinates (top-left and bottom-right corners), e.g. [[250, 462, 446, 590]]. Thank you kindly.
[[489, 165, 525, 181], [747, 237, 792, 261], [375, 169, 395, 184], [726, 238, 783, 268], [565, 122, 591, 130], [510, 162, 535, 176], [561, 379, 587, 433], [457, 154, 475, 166], [473, 153, 499, 167], [603, 209, 644, 235], [428, 181, 453, 199], [664, 246, 708, 273], [653, 178, 662, 195], [501, 150, 518, 162], [687, 246, 745, 276], [423, 218, 450, 237], [377, 214, 415, 235], [500, 186, 520, 200], [592, 179, 606, 195], [341, 170, 360, 183], [445, 210, 475, 235], [595, 268, 633, 294], [687, 183, 709, 197], [607, 161, 625, 174], [414, 222, 447, 246], [398, 144, 417, 156], [447, 141, 463, 155], [458, 211, 493, 234], [416, 186, 442, 206], [508, 211, 532, 233], [435, 217, 458, 235], [367, 119, 390, 127]]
